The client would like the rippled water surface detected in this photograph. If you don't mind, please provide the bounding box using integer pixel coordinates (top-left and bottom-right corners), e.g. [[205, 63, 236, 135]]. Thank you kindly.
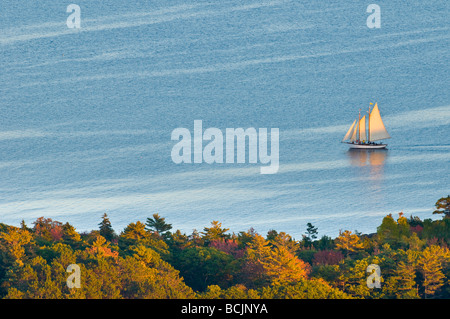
[[1, 1, 449, 238]]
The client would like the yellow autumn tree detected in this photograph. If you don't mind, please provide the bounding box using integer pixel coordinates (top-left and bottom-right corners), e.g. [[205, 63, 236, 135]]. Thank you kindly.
[[244, 234, 310, 286], [0, 227, 33, 266], [418, 245, 450, 297], [392, 250, 420, 299], [263, 245, 310, 285], [335, 230, 364, 256]]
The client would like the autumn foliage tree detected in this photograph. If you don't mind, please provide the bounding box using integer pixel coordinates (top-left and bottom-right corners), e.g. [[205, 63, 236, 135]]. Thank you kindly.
[[335, 230, 364, 256], [201, 221, 230, 244], [242, 234, 310, 287], [33, 217, 64, 242], [0, 227, 33, 267], [417, 245, 450, 298], [312, 250, 344, 266], [1, 196, 449, 300]]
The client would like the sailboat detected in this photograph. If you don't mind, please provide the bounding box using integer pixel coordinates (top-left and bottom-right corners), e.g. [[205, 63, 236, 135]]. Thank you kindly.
[[342, 103, 390, 149]]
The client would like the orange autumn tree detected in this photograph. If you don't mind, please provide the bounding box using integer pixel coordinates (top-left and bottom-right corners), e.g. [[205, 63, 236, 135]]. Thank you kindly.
[[243, 234, 310, 287], [33, 217, 64, 242], [86, 235, 119, 259]]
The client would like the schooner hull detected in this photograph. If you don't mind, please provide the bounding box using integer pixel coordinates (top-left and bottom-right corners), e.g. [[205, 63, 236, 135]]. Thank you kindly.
[[346, 142, 387, 149]]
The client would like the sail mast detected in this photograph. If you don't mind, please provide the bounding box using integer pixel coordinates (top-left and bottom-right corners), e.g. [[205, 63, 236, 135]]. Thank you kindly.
[[358, 109, 361, 142], [368, 103, 372, 142]]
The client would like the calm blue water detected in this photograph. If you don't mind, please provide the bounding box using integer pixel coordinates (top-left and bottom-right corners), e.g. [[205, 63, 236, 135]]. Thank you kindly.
[[1, 1, 449, 238]]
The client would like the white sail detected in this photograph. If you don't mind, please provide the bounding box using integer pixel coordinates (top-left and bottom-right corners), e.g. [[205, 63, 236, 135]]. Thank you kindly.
[[369, 103, 390, 141], [359, 115, 366, 142], [342, 119, 356, 141], [350, 121, 358, 142]]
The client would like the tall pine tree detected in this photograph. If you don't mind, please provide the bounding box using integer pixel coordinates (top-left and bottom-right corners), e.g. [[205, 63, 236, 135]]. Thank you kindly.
[[98, 213, 116, 242], [145, 213, 172, 240]]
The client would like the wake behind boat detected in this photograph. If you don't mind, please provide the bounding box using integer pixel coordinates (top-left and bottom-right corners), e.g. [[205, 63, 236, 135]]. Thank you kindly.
[[342, 103, 390, 149]]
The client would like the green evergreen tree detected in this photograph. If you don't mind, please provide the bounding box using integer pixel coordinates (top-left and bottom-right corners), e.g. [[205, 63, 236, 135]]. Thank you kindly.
[[175, 246, 236, 291], [201, 221, 230, 244], [433, 195, 450, 218], [303, 222, 318, 249], [145, 213, 172, 240], [306, 223, 318, 240], [98, 213, 116, 242]]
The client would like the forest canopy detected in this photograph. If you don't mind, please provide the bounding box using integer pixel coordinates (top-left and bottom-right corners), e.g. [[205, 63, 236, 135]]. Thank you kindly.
[[0, 195, 449, 299]]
